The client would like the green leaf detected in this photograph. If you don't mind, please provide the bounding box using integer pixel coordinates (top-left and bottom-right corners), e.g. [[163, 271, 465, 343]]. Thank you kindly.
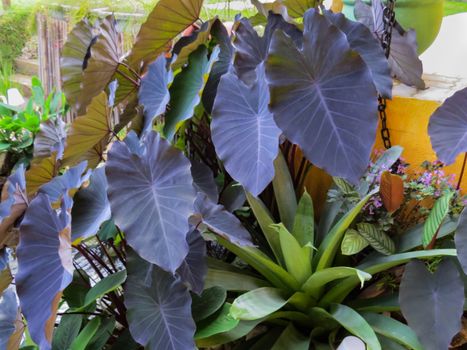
[[360, 312, 423, 350], [272, 153, 297, 231], [0, 143, 10, 151], [85, 317, 116, 350], [69, 317, 101, 350], [63, 270, 92, 310], [315, 190, 377, 271], [283, 0, 317, 17], [205, 268, 269, 292], [128, 0, 204, 66], [163, 45, 215, 140], [357, 223, 395, 256], [192, 287, 226, 322], [52, 314, 82, 350], [230, 287, 289, 320], [246, 192, 284, 266], [293, 190, 315, 248], [271, 323, 310, 350], [333, 177, 356, 195], [74, 270, 126, 311], [341, 229, 370, 255], [195, 319, 262, 347], [422, 191, 454, 247], [349, 294, 400, 313], [195, 303, 239, 339], [217, 236, 300, 291], [321, 249, 457, 306], [329, 304, 381, 350], [97, 219, 118, 241], [273, 223, 312, 284], [302, 267, 371, 299]]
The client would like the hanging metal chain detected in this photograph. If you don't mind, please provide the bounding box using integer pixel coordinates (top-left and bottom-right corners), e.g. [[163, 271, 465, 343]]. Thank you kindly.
[[378, 0, 396, 149]]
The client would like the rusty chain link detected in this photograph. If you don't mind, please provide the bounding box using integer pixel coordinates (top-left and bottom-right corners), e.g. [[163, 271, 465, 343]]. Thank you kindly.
[[378, 0, 396, 149]]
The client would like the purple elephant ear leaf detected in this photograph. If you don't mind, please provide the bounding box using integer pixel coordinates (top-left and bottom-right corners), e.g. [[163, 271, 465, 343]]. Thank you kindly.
[[428, 87, 467, 165], [16, 194, 74, 350], [455, 209, 467, 274], [354, 0, 424, 89], [33, 118, 67, 159], [138, 54, 173, 134], [71, 167, 111, 241], [399, 259, 464, 350], [234, 13, 302, 85], [0, 165, 28, 245], [194, 193, 253, 247], [39, 161, 90, 203], [191, 161, 219, 203], [176, 229, 207, 295], [322, 9, 392, 98], [212, 64, 280, 196], [106, 131, 196, 273], [266, 9, 378, 184], [0, 287, 19, 348], [124, 251, 196, 350]]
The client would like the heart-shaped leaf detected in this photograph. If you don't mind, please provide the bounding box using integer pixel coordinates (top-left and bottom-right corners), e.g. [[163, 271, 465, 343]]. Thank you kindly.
[[78, 16, 122, 112], [399, 259, 464, 350], [354, 0, 424, 89], [357, 223, 395, 256], [163, 45, 214, 140], [282, 0, 317, 18], [379, 171, 404, 212], [266, 9, 378, 184], [202, 20, 234, 113], [25, 151, 60, 196], [63, 92, 112, 167], [106, 131, 195, 272], [176, 229, 207, 295], [323, 9, 392, 98], [0, 165, 27, 245], [33, 118, 66, 159], [191, 161, 218, 203], [455, 209, 467, 274], [422, 191, 453, 247], [194, 193, 253, 247], [428, 86, 467, 165], [60, 19, 96, 112], [128, 0, 204, 67], [234, 14, 302, 85], [138, 54, 173, 134], [124, 253, 196, 350], [16, 194, 74, 350], [71, 166, 111, 241], [211, 64, 280, 196]]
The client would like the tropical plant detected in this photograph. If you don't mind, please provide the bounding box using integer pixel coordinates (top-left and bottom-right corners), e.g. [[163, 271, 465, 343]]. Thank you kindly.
[[0, 0, 464, 349]]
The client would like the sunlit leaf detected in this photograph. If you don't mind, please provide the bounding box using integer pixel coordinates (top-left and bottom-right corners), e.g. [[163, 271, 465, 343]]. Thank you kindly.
[[138, 54, 172, 134], [163, 45, 215, 140], [323, 9, 392, 98], [71, 166, 111, 241], [176, 229, 207, 295], [16, 194, 74, 350], [124, 253, 195, 350], [282, 0, 317, 17], [266, 9, 378, 183], [399, 259, 464, 350], [128, 0, 204, 67], [78, 15, 122, 112], [63, 92, 112, 167], [211, 64, 280, 196], [293, 190, 314, 248], [357, 223, 395, 256], [428, 86, 467, 164], [230, 287, 288, 320], [33, 118, 66, 159], [60, 19, 96, 112], [422, 191, 453, 247], [106, 131, 195, 272], [379, 171, 404, 212]]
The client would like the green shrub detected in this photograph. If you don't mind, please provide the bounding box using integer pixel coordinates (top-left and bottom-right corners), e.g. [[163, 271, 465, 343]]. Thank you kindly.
[[0, 7, 33, 63]]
